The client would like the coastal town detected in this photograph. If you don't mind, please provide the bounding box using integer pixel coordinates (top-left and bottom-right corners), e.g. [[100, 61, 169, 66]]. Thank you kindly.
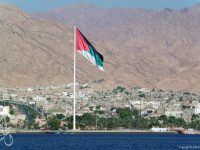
[[0, 0, 200, 149], [0, 82, 200, 131]]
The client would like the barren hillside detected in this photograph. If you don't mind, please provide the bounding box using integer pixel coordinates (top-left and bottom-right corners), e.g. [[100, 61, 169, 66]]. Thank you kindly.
[[1, 3, 200, 93], [33, 4, 200, 92]]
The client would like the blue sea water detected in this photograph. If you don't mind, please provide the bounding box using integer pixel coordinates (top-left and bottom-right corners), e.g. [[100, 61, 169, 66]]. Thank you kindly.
[[0, 133, 200, 150]]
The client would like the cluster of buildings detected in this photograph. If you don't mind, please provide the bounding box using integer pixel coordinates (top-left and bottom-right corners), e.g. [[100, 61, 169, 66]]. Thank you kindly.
[[0, 83, 200, 128], [78, 86, 200, 122]]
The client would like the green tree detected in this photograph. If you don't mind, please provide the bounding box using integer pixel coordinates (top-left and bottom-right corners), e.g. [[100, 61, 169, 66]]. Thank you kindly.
[[94, 110, 104, 114], [135, 117, 148, 129], [116, 108, 133, 119], [168, 116, 176, 127], [107, 117, 119, 129], [158, 115, 168, 125], [96, 105, 101, 110], [10, 109, 15, 115], [113, 86, 126, 93], [116, 108, 139, 118], [192, 114, 199, 121], [175, 118, 187, 127], [97, 118, 107, 129], [80, 113, 96, 129], [148, 118, 161, 128], [179, 96, 183, 101], [138, 93, 146, 98], [5, 116, 10, 123], [47, 117, 61, 130], [189, 120, 200, 130], [56, 114, 65, 120], [34, 122, 40, 130]]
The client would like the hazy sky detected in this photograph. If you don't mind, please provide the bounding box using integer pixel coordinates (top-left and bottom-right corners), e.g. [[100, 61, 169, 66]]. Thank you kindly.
[[0, 0, 199, 12]]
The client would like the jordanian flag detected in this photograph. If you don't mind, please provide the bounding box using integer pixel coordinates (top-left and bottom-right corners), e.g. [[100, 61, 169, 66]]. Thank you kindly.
[[76, 27, 104, 71]]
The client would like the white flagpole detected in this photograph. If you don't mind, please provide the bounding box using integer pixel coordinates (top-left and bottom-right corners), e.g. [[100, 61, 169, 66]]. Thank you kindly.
[[73, 24, 76, 130]]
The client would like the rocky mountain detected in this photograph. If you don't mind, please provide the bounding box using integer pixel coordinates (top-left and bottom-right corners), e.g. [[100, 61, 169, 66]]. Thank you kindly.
[[0, 3, 200, 93], [32, 4, 200, 93], [0, 4, 108, 88]]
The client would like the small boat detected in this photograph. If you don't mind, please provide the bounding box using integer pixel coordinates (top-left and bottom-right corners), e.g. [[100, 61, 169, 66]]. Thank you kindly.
[[55, 131, 60, 134], [55, 129, 63, 134]]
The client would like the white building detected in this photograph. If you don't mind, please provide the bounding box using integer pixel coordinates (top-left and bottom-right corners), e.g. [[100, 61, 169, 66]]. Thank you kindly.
[[33, 95, 45, 101], [195, 103, 200, 114], [151, 127, 167, 132], [0, 106, 10, 117], [130, 101, 145, 109], [10, 93, 18, 98], [26, 88, 33, 92], [147, 101, 161, 109], [18, 98, 27, 103], [138, 88, 149, 93], [62, 92, 68, 97], [131, 101, 141, 105], [28, 101, 36, 106], [79, 92, 86, 98]]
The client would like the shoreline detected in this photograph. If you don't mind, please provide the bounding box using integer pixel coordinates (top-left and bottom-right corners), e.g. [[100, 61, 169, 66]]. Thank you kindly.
[[6, 129, 177, 134]]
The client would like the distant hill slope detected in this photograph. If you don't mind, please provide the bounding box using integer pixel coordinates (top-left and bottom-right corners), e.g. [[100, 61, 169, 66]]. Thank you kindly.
[[1, 3, 200, 93], [32, 4, 200, 92], [0, 4, 109, 88]]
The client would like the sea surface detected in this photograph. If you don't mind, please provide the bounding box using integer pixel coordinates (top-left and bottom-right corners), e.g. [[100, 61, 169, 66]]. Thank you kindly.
[[0, 133, 200, 150]]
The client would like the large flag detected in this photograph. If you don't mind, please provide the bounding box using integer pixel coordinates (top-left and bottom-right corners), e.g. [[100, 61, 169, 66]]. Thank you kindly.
[[76, 27, 104, 71]]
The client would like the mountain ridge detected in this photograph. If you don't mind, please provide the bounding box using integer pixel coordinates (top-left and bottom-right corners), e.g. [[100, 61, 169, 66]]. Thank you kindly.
[[0, 3, 200, 93]]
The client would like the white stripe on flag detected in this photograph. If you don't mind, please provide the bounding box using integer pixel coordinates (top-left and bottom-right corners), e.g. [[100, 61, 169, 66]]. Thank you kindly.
[[78, 50, 96, 65], [78, 50, 104, 71]]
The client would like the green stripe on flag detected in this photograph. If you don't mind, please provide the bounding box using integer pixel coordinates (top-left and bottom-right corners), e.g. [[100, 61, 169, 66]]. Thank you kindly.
[[89, 45, 103, 68]]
